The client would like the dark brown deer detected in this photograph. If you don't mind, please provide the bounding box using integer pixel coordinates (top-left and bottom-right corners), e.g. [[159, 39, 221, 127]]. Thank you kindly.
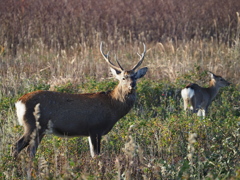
[[13, 42, 148, 158], [181, 72, 230, 117]]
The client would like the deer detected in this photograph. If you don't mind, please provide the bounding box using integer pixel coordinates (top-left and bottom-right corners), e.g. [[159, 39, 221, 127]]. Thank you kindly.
[[12, 42, 148, 158], [181, 72, 230, 117]]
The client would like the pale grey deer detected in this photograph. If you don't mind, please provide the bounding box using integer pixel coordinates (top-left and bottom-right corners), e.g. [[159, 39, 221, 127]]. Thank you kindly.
[[181, 72, 230, 116]]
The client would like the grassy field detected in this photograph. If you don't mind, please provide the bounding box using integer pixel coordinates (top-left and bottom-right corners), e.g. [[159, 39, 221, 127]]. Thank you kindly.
[[1, 0, 240, 179]]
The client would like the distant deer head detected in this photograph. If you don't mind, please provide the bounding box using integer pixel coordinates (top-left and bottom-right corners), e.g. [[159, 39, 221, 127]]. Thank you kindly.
[[181, 72, 230, 116], [13, 42, 148, 158]]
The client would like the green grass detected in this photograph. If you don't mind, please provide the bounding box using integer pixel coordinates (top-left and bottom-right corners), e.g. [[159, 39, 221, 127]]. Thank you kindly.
[[1, 0, 240, 178], [0, 78, 239, 179], [0, 38, 240, 179]]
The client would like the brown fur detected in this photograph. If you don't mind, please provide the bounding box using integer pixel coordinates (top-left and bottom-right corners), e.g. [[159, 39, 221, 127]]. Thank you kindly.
[[12, 43, 148, 158]]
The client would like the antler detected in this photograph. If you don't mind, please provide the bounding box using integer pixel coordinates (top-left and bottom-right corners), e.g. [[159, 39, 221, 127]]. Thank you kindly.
[[100, 42, 123, 72], [131, 43, 146, 71]]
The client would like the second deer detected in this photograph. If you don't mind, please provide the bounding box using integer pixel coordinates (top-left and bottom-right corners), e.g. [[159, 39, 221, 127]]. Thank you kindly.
[[181, 72, 230, 116]]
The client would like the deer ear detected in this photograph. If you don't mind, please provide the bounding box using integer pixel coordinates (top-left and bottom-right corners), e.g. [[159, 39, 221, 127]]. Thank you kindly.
[[110, 67, 122, 80], [135, 67, 148, 79], [208, 71, 216, 79]]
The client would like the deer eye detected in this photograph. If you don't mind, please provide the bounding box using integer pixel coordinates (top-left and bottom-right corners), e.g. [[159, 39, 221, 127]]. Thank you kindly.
[[123, 75, 129, 80], [123, 76, 128, 80]]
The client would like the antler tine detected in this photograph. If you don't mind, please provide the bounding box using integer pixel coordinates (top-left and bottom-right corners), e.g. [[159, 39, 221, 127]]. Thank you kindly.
[[100, 42, 123, 72], [115, 54, 124, 71], [132, 43, 146, 71]]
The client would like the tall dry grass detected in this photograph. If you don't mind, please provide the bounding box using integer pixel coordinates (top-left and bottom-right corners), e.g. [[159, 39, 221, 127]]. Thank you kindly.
[[0, 0, 239, 93], [0, 0, 240, 55], [0, 0, 240, 179], [1, 38, 240, 98]]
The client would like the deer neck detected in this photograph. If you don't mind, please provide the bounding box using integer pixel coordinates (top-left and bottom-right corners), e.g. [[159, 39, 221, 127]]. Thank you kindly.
[[208, 79, 220, 100], [110, 84, 136, 116], [111, 84, 136, 103]]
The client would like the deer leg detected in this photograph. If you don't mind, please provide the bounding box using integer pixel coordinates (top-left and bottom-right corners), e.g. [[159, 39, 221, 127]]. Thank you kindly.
[[13, 123, 36, 158], [197, 101, 208, 117], [12, 135, 31, 158], [183, 99, 188, 111], [202, 105, 209, 117], [88, 133, 102, 157], [191, 96, 198, 113], [27, 129, 45, 158], [12, 110, 42, 158]]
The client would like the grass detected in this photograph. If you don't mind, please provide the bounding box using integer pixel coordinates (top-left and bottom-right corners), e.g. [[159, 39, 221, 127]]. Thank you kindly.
[[0, 77, 239, 179], [1, 0, 240, 179]]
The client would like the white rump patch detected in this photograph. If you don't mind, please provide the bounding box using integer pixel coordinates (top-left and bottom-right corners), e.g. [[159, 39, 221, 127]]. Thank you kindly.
[[181, 88, 195, 100], [15, 101, 26, 126]]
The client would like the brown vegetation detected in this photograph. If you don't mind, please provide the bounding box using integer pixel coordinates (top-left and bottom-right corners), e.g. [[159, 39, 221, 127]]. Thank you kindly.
[[0, 1, 240, 179], [1, 0, 240, 55]]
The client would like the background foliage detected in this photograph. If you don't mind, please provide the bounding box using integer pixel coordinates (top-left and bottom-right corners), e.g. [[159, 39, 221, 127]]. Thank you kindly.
[[0, 0, 240, 179]]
